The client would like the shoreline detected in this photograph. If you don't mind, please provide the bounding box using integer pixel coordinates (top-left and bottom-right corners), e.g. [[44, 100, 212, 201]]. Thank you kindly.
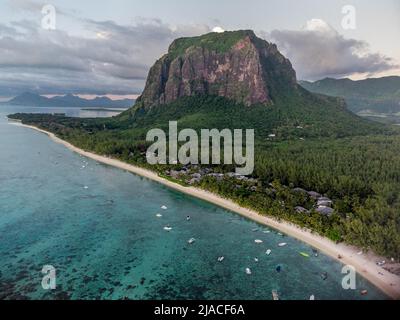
[[11, 120, 400, 300]]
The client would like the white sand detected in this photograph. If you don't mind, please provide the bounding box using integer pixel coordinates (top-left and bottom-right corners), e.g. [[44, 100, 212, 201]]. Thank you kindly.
[[14, 122, 400, 299]]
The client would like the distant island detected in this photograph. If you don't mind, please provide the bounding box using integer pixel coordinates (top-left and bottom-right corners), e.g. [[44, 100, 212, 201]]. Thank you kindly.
[[2, 92, 135, 108]]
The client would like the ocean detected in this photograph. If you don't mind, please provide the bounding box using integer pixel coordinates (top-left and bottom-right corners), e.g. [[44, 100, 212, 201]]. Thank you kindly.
[[0, 105, 386, 300]]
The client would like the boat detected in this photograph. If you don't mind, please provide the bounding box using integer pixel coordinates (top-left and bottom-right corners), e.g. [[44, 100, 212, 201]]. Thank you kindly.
[[300, 252, 310, 258], [263, 230, 271, 234], [217, 256, 225, 262], [245, 268, 252, 275], [254, 258, 259, 262], [163, 226, 172, 231], [252, 228, 258, 232], [84, 186, 89, 189], [310, 295, 315, 300], [361, 290, 368, 296], [161, 205, 168, 210], [156, 214, 163, 218], [188, 238, 196, 244], [278, 243, 287, 247], [272, 290, 279, 300], [266, 249, 272, 256], [254, 239, 263, 244]]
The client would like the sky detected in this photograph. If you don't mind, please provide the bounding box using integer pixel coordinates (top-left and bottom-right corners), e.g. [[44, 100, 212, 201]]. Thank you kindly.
[[0, 0, 399, 98]]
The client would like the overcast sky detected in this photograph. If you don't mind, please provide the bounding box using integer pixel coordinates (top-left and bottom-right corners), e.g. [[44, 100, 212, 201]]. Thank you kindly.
[[0, 0, 399, 98]]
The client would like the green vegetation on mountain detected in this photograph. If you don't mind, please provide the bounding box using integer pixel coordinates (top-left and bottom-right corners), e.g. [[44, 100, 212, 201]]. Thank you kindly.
[[126, 94, 387, 139], [168, 30, 253, 60]]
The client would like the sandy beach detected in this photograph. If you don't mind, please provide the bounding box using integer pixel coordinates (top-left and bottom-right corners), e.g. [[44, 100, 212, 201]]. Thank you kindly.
[[11, 121, 400, 300]]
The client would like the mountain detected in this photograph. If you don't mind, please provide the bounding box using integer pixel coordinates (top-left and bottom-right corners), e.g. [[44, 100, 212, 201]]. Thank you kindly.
[[299, 77, 400, 116], [6, 92, 51, 106], [137, 30, 297, 108], [122, 30, 383, 138], [5, 92, 135, 108]]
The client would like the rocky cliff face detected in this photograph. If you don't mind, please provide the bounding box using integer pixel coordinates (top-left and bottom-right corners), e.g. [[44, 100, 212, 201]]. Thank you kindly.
[[137, 30, 298, 108]]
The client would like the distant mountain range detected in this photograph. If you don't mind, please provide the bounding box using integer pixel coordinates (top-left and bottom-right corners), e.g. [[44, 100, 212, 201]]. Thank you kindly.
[[299, 77, 400, 115], [3, 92, 135, 108]]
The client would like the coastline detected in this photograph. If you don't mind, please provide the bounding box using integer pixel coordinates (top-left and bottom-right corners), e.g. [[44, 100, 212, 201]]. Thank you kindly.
[[12, 121, 400, 300]]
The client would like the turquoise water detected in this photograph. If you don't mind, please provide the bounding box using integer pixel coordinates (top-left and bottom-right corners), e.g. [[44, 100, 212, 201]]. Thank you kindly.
[[0, 106, 387, 300]]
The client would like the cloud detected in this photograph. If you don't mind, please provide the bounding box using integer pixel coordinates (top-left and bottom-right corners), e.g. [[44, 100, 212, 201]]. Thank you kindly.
[[1, 15, 397, 96], [0, 18, 210, 96], [263, 19, 398, 80]]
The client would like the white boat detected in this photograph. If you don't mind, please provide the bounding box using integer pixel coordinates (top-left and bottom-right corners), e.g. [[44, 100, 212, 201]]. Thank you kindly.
[[245, 268, 252, 275], [84, 186, 89, 189], [310, 295, 315, 300], [361, 290, 368, 296], [156, 214, 163, 218], [254, 239, 263, 244], [161, 205, 168, 210], [218, 256, 225, 262], [163, 226, 172, 231], [278, 243, 287, 247], [188, 238, 196, 244], [254, 258, 259, 262], [263, 230, 271, 234], [272, 290, 279, 300], [266, 249, 272, 256]]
